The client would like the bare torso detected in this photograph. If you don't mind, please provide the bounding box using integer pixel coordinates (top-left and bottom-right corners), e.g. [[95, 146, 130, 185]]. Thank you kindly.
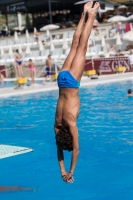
[[15, 53, 22, 62], [55, 88, 80, 131], [46, 58, 51, 68]]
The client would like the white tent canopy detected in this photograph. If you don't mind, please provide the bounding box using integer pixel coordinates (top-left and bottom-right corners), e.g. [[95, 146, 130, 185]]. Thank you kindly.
[[14, 31, 18, 42], [9, 46, 13, 56], [118, 5, 128, 9], [19, 46, 22, 54], [39, 41, 44, 51], [26, 45, 31, 54], [63, 39, 68, 50], [5, 25, 8, 32], [17, 12, 22, 30], [25, 29, 29, 39], [50, 40, 55, 52], [128, 15, 133, 21], [88, 38, 93, 46], [74, 0, 114, 11], [34, 27, 37, 35], [130, 23, 133, 31], [40, 24, 59, 31], [116, 32, 122, 46], [123, 31, 133, 42], [101, 35, 105, 47], [46, 29, 50, 38], [0, 47, 4, 56], [99, 6, 114, 13], [108, 15, 128, 23], [74, 0, 86, 5], [87, 38, 93, 51]]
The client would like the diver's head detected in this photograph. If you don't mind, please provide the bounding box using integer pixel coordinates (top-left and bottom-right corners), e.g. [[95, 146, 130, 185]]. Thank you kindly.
[[56, 127, 73, 152]]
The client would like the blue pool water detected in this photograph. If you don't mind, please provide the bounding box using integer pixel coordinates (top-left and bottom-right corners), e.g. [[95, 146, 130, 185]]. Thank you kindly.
[[0, 81, 133, 200], [0, 80, 43, 88], [0, 81, 15, 88]]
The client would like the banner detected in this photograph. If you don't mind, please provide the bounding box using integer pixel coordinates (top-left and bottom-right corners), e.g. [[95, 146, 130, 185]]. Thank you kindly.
[[85, 57, 131, 74], [7, 2, 26, 13]]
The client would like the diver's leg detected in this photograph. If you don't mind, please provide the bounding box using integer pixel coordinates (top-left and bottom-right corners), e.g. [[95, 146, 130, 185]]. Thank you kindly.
[[60, 2, 91, 71], [70, 2, 100, 81]]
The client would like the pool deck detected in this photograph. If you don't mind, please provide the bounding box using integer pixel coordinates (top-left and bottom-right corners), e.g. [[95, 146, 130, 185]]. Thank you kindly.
[[0, 73, 133, 98]]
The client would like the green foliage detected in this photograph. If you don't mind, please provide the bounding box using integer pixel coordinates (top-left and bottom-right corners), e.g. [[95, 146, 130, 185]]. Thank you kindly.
[[9, 63, 15, 78], [25, 14, 31, 29]]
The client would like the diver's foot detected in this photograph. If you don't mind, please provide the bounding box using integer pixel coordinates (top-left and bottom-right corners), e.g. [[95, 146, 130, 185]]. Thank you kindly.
[[88, 2, 100, 17], [84, 1, 93, 13]]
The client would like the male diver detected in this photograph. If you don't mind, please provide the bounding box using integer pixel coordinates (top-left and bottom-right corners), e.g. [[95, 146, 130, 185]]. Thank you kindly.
[[54, 1, 100, 183]]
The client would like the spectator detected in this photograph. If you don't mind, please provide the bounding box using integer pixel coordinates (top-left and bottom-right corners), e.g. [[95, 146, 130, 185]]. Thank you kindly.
[[127, 89, 133, 97], [43, 55, 53, 84], [34, 32, 40, 44], [24, 59, 35, 86], [0, 72, 4, 82], [128, 50, 133, 71], [28, 59, 35, 85], [108, 44, 116, 53], [14, 49, 23, 77]]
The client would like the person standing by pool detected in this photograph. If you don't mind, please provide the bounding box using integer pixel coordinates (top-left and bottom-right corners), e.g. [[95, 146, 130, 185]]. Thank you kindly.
[[29, 59, 35, 85], [128, 50, 133, 71], [43, 55, 53, 84], [14, 49, 24, 77], [0, 72, 4, 82], [24, 59, 35, 86], [54, 1, 100, 183], [34, 31, 40, 44]]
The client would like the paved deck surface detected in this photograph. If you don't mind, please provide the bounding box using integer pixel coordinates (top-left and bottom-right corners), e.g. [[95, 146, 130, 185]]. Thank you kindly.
[[0, 73, 133, 98]]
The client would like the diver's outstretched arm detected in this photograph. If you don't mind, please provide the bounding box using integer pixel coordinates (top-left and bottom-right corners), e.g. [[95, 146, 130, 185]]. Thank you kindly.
[[57, 147, 68, 181], [63, 123, 79, 183], [55, 125, 67, 179], [57, 147, 74, 183]]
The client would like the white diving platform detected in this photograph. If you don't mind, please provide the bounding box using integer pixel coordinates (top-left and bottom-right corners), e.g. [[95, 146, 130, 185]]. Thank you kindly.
[[0, 145, 33, 159]]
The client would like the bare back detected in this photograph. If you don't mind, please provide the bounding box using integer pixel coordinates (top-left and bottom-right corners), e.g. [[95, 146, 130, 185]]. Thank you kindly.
[[55, 88, 80, 129]]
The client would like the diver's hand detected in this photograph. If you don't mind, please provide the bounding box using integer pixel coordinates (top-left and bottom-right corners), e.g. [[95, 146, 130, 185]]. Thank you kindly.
[[61, 171, 67, 182], [65, 172, 74, 183]]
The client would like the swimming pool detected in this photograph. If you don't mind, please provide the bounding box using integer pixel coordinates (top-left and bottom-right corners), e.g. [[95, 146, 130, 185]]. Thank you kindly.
[[0, 81, 15, 88], [0, 80, 44, 89], [0, 80, 133, 200]]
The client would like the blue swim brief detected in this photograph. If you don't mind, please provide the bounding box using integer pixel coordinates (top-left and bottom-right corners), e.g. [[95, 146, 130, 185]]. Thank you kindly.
[[45, 66, 52, 76], [17, 61, 22, 65], [58, 70, 80, 89]]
